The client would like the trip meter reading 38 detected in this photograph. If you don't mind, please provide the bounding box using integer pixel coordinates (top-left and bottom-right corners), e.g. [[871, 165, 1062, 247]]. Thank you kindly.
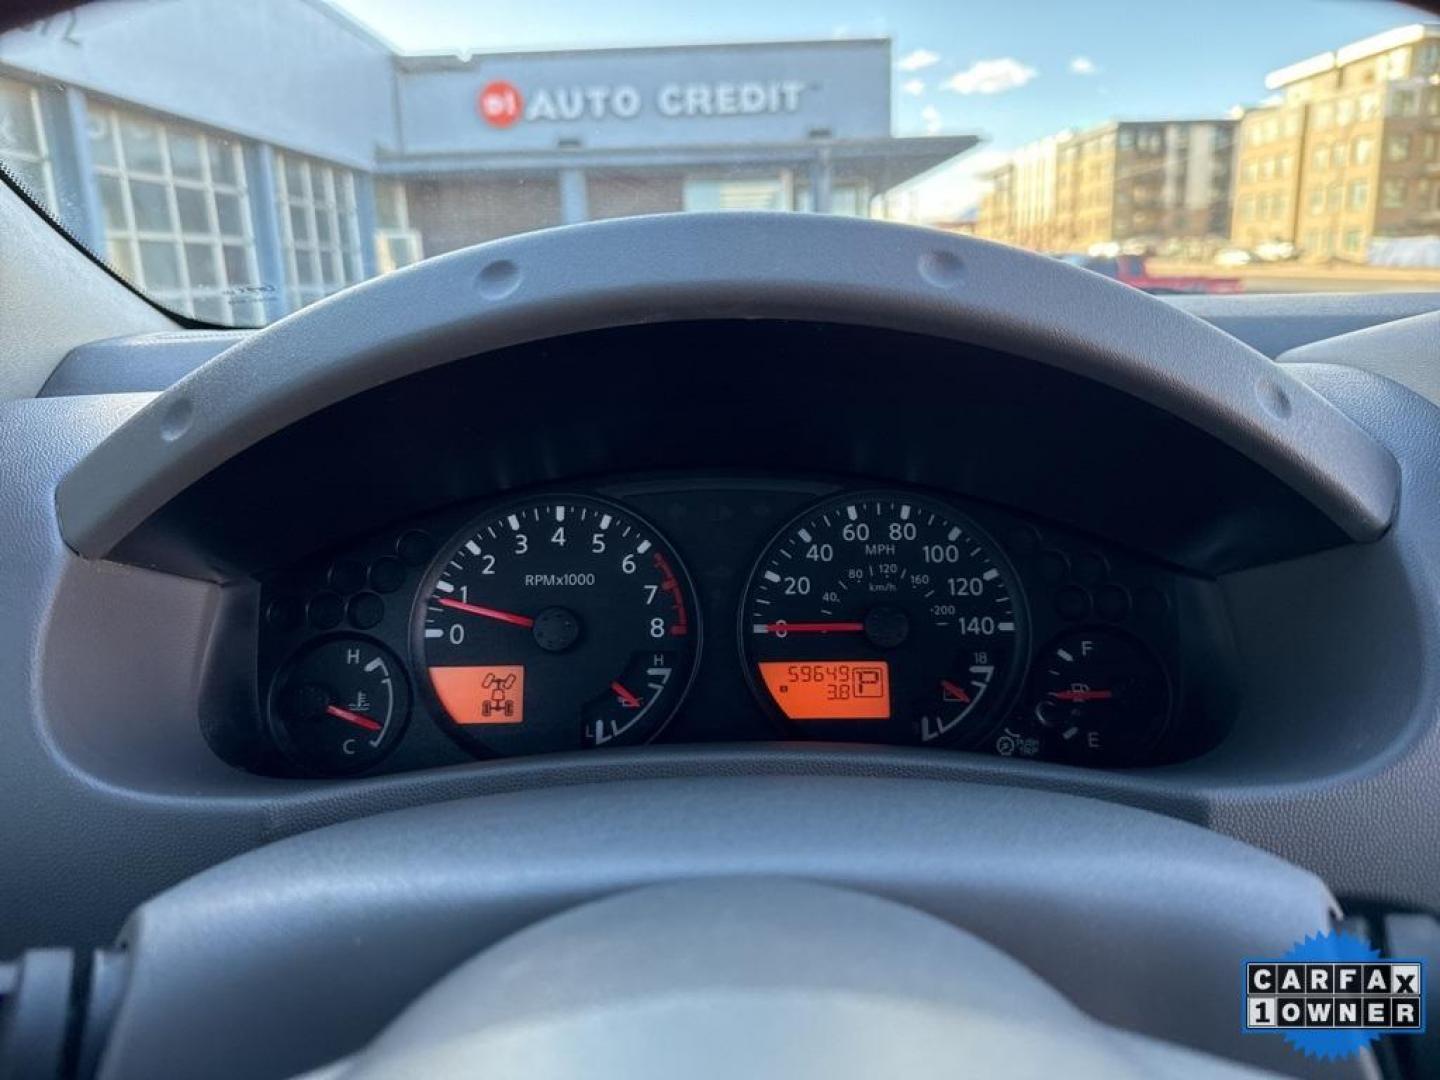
[[741, 493, 1027, 747]]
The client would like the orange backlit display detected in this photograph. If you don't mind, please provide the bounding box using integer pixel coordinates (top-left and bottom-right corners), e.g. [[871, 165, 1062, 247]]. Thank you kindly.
[[429, 665, 525, 725], [758, 661, 890, 720]]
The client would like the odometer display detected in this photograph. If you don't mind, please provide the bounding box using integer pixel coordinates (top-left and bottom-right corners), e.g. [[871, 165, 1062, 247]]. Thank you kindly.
[[415, 495, 699, 757], [741, 493, 1026, 746]]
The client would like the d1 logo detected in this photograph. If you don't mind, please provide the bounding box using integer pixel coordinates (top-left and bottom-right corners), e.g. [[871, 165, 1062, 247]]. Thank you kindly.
[[477, 81, 524, 128]]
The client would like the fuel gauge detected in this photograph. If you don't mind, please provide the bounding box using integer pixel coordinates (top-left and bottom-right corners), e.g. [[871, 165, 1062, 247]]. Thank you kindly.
[[269, 637, 410, 775], [1000, 628, 1170, 767]]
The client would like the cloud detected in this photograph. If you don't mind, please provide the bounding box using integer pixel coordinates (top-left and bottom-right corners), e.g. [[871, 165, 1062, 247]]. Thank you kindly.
[[897, 48, 940, 73], [902, 78, 926, 97], [920, 105, 942, 135], [943, 57, 1037, 96], [1069, 56, 1097, 75]]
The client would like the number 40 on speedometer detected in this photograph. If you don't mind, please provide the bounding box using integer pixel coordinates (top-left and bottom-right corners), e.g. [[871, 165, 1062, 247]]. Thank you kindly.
[[740, 493, 1028, 748]]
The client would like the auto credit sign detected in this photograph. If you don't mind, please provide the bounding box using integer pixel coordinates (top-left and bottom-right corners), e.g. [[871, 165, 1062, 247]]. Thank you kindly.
[[477, 78, 810, 127]]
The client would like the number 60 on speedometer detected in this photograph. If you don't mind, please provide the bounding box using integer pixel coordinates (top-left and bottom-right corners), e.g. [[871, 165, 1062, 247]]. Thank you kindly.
[[739, 492, 1028, 747]]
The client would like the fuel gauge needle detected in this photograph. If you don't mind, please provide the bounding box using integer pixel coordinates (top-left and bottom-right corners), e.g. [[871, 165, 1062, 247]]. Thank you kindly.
[[325, 704, 382, 732], [1049, 689, 1115, 702]]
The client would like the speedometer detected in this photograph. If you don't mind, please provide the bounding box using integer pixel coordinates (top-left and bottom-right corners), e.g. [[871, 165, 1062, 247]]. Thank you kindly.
[[414, 495, 699, 758], [740, 492, 1027, 747]]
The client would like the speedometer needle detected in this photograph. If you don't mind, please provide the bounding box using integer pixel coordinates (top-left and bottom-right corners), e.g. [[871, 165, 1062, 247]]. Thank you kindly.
[[757, 621, 865, 634], [436, 596, 536, 629], [1049, 689, 1114, 702], [326, 704, 382, 732]]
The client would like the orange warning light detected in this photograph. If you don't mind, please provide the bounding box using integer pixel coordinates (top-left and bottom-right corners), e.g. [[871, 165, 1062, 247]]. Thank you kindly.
[[758, 661, 890, 721], [429, 665, 525, 725]]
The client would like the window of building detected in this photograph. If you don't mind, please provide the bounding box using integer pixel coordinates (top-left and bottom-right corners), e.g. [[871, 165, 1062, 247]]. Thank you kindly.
[[1428, 88, 1440, 117], [1354, 136, 1374, 165], [1386, 135, 1411, 163], [1425, 134, 1438, 163], [1348, 180, 1368, 211], [274, 150, 365, 311], [1381, 178, 1407, 209], [1328, 184, 1343, 211], [0, 77, 56, 214], [1331, 142, 1349, 169], [1260, 157, 1275, 180], [1309, 186, 1325, 214], [1420, 41, 1440, 73], [684, 176, 789, 212], [1239, 195, 1255, 222], [1358, 93, 1379, 121], [372, 179, 422, 274], [1335, 98, 1354, 126], [87, 103, 259, 323], [1391, 88, 1421, 118], [1342, 227, 1363, 253], [1279, 154, 1294, 178], [1315, 103, 1333, 129]]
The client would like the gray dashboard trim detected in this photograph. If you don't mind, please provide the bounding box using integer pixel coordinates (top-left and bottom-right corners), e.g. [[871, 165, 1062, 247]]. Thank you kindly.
[[39, 291, 1439, 396], [1276, 309, 1440, 404], [54, 213, 1398, 557], [1171, 291, 1440, 359]]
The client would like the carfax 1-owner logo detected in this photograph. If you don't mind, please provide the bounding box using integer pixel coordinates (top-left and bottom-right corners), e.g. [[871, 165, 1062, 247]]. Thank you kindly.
[[1244, 930, 1426, 1061]]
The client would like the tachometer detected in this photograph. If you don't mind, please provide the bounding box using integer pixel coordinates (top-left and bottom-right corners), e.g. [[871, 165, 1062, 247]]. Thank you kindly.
[[741, 492, 1026, 747], [415, 495, 699, 757]]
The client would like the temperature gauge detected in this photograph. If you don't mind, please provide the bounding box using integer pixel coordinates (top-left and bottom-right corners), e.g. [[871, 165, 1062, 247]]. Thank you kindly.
[[269, 637, 410, 775]]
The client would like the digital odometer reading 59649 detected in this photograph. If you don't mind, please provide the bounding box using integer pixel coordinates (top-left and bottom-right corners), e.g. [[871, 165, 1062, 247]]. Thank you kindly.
[[741, 493, 1027, 747]]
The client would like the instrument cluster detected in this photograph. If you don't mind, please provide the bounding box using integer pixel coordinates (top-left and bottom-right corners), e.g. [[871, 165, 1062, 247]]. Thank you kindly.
[[247, 477, 1234, 778]]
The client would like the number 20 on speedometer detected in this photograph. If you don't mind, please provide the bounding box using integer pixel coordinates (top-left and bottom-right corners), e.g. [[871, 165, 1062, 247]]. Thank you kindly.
[[740, 493, 1028, 747]]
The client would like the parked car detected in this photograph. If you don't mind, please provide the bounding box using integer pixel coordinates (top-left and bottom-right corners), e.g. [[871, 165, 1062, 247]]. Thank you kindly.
[[1057, 253, 1244, 294]]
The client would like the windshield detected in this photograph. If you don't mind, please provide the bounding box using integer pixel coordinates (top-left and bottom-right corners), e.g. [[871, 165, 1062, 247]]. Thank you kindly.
[[1, 0, 1436, 326]]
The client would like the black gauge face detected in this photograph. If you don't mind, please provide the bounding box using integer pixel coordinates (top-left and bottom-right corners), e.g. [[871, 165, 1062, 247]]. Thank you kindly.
[[415, 495, 699, 757], [740, 493, 1027, 747], [269, 637, 409, 775], [996, 627, 1170, 766]]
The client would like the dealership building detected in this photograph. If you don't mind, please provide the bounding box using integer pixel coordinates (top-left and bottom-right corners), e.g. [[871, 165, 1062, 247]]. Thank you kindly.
[[0, 0, 974, 324]]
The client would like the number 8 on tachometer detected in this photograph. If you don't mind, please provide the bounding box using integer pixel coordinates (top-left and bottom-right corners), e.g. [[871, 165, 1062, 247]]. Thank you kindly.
[[740, 492, 1028, 747]]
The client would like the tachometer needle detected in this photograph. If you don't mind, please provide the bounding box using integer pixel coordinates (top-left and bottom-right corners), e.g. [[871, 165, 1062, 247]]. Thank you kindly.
[[436, 596, 536, 629], [1049, 689, 1114, 702], [757, 621, 865, 634], [326, 704, 382, 732], [611, 681, 642, 709]]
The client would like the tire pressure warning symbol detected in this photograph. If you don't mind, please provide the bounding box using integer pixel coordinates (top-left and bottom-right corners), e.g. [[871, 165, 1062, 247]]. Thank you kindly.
[[428, 665, 525, 725]]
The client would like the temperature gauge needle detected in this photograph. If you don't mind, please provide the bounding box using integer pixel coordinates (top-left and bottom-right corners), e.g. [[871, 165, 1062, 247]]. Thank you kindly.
[[325, 704, 382, 732], [1049, 689, 1115, 702], [611, 681, 642, 708], [436, 596, 536, 629]]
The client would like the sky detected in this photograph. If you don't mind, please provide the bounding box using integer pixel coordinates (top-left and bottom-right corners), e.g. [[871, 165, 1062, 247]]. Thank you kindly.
[[331, 0, 1428, 217]]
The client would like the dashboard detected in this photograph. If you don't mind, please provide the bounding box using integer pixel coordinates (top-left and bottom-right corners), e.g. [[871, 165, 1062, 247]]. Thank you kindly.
[[9, 210, 1440, 1001], [241, 477, 1232, 778]]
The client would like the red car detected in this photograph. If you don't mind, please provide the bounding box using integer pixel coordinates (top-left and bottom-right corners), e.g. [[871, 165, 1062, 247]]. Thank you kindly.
[[1060, 254, 1244, 295]]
